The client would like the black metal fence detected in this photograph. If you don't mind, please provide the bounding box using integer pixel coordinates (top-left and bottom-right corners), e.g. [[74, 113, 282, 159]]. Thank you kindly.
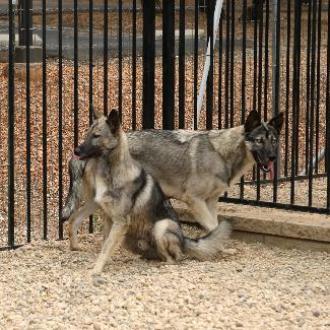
[[0, 0, 329, 250]]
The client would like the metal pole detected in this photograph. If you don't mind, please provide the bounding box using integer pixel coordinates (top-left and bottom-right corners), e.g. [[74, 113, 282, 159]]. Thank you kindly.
[[162, 0, 175, 129], [18, 0, 33, 46], [142, 0, 155, 128], [8, 0, 15, 249], [272, 0, 281, 180]]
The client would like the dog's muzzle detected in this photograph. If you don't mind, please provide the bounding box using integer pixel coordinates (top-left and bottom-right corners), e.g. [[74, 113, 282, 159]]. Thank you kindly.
[[253, 152, 276, 179]]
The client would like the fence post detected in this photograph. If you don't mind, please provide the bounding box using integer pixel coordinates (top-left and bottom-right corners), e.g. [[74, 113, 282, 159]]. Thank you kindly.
[[142, 0, 155, 129], [290, 0, 302, 205], [8, 0, 15, 248], [327, 0, 330, 211], [15, 0, 42, 63], [272, 0, 281, 187], [18, 0, 33, 46], [162, 0, 175, 129], [206, 0, 215, 129]]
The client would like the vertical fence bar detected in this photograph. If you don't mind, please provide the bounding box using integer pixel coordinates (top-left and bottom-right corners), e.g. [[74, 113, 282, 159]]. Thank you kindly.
[[252, 0, 258, 112], [218, 12, 223, 129], [291, 0, 301, 205], [163, 0, 175, 129], [25, 0, 31, 242], [42, 0, 48, 239], [225, 0, 230, 128], [222, 0, 229, 199], [58, 0, 64, 240], [305, 0, 312, 175], [132, 0, 137, 130], [19, 0, 33, 46], [142, 0, 155, 128], [252, 0, 258, 183], [257, 0, 263, 118], [118, 0, 123, 118], [179, 0, 185, 129], [7, 0, 15, 248], [256, 0, 264, 201], [326, 0, 330, 211], [193, 0, 199, 130], [89, 0, 94, 141], [73, 0, 79, 145], [206, 0, 214, 129], [240, 0, 247, 200], [229, 0, 235, 128], [294, 4, 301, 177], [315, 0, 322, 174], [308, 0, 317, 207], [88, 0, 94, 234], [285, 0, 292, 177], [103, 0, 108, 116], [272, 0, 280, 202], [263, 0, 269, 122]]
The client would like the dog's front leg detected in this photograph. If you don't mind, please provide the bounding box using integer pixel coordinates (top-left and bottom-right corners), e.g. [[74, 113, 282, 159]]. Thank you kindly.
[[68, 200, 98, 251], [91, 220, 128, 275]]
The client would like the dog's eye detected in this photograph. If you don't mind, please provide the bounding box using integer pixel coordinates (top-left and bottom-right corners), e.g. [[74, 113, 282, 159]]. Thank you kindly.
[[255, 137, 263, 144], [93, 134, 101, 139]]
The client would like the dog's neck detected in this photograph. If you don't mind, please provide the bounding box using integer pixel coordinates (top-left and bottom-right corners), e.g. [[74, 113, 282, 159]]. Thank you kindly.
[[106, 130, 129, 161], [103, 130, 138, 178], [209, 126, 256, 184]]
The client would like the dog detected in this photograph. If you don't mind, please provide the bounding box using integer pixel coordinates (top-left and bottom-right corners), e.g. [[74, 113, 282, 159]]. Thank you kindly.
[[62, 109, 283, 232], [66, 109, 232, 275]]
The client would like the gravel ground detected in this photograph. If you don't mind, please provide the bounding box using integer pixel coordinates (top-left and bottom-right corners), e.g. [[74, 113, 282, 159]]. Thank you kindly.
[[226, 176, 328, 209], [0, 231, 329, 329]]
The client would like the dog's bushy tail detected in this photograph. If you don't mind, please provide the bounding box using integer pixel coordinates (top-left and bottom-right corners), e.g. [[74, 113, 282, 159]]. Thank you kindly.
[[61, 158, 86, 222], [183, 221, 232, 260]]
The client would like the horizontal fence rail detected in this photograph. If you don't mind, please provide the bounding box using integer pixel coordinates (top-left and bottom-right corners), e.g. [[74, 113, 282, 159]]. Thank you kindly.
[[0, 0, 329, 249]]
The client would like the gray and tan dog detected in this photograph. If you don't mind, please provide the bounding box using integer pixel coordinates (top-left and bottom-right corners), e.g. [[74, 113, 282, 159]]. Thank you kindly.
[[63, 110, 283, 232], [67, 110, 232, 275]]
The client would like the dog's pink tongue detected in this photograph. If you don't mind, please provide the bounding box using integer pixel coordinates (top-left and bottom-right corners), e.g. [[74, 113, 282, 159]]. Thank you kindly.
[[72, 153, 80, 160], [268, 161, 274, 180]]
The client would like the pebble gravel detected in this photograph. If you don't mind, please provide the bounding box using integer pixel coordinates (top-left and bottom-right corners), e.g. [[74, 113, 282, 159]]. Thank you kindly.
[[1, 232, 329, 329]]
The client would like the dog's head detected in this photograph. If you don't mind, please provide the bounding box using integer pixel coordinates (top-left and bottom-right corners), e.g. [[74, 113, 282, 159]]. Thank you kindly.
[[244, 110, 284, 179], [73, 109, 121, 160]]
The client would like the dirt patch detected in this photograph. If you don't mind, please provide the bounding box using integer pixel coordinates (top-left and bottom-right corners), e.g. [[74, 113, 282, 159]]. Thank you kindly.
[[0, 232, 329, 329]]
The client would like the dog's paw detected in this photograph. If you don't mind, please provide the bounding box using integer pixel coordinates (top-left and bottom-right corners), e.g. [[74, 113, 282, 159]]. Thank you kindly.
[[90, 270, 107, 286], [70, 244, 82, 251], [222, 248, 237, 255], [92, 275, 107, 286]]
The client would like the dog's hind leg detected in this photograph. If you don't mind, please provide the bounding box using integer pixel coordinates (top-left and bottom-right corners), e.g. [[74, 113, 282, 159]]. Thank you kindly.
[[153, 219, 183, 263], [68, 200, 98, 251], [206, 197, 220, 226], [92, 220, 128, 275], [187, 198, 218, 232], [102, 213, 113, 242]]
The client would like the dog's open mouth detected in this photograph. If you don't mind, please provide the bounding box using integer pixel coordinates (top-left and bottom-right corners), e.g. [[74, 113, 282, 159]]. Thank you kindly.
[[260, 161, 274, 180]]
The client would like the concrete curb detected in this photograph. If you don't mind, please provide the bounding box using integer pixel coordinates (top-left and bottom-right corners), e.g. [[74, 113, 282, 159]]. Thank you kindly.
[[175, 203, 330, 252], [219, 203, 330, 243], [232, 230, 330, 253]]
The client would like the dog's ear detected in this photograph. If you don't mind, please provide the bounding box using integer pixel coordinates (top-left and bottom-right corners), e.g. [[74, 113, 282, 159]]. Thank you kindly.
[[91, 106, 101, 121], [106, 109, 121, 134], [244, 110, 261, 133], [268, 112, 284, 134]]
